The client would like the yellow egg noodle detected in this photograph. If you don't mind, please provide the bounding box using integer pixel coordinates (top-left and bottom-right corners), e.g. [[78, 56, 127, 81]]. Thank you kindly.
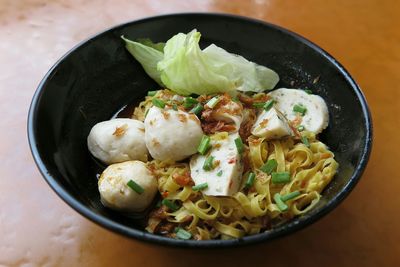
[[92, 89, 338, 240], [133, 90, 170, 122], [145, 131, 338, 240], [107, 34, 343, 241], [132, 95, 153, 121]]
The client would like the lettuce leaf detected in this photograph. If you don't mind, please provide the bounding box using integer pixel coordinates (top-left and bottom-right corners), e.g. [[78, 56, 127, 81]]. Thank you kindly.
[[122, 36, 164, 86], [135, 38, 165, 52], [158, 30, 235, 96], [122, 30, 279, 96], [202, 44, 279, 92]]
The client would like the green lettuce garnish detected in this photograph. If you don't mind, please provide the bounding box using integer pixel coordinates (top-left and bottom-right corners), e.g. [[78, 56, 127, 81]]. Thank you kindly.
[[122, 29, 279, 96], [121, 36, 165, 86]]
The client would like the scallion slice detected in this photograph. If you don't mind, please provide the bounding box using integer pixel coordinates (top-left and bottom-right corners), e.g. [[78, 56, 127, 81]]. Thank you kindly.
[[189, 103, 203, 115], [161, 199, 179, 211], [252, 102, 265, 108], [301, 136, 310, 147], [197, 135, 211, 155], [297, 125, 305, 132], [304, 89, 313, 94], [274, 193, 288, 211], [183, 97, 198, 109], [175, 227, 192, 240], [217, 170, 223, 177], [206, 96, 220, 108], [281, 191, 301, 202], [232, 96, 240, 103], [192, 183, 208, 191], [293, 104, 307, 116], [244, 172, 256, 189], [234, 137, 244, 154], [271, 172, 291, 184], [203, 156, 215, 171], [147, 90, 157, 96], [263, 99, 274, 111], [152, 98, 165, 109], [260, 159, 277, 175], [127, 180, 144, 194]]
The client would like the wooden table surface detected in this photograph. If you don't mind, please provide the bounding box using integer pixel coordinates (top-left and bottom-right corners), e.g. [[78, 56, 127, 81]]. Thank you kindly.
[[1, 0, 399, 266]]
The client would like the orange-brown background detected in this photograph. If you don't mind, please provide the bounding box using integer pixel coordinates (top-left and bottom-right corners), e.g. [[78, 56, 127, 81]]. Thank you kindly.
[[0, 0, 399, 266]]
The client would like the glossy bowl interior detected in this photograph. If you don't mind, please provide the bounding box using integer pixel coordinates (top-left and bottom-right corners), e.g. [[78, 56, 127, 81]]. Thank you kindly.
[[28, 13, 372, 247]]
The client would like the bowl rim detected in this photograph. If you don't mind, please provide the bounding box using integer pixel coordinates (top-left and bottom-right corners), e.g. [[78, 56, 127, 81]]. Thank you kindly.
[[27, 12, 373, 248]]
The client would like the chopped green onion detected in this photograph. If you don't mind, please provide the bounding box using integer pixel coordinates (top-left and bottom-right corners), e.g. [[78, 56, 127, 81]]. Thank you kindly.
[[206, 96, 220, 108], [274, 193, 288, 211], [192, 183, 208, 191], [293, 104, 307, 116], [152, 98, 165, 109], [175, 227, 192, 240], [297, 125, 305, 132], [147, 90, 157, 96], [252, 102, 265, 108], [185, 97, 198, 104], [301, 136, 310, 147], [161, 199, 179, 211], [197, 135, 211, 155], [271, 172, 291, 184], [281, 191, 301, 202], [244, 172, 256, 189], [304, 89, 313, 94], [234, 137, 244, 154], [232, 96, 240, 103], [189, 103, 203, 115], [183, 97, 198, 109], [260, 159, 278, 175], [263, 99, 275, 111], [217, 170, 223, 177], [127, 180, 144, 194], [172, 104, 178, 111], [203, 156, 215, 171]]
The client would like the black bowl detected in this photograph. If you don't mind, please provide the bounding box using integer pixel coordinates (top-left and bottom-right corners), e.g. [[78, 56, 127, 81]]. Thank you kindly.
[[28, 13, 372, 248]]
